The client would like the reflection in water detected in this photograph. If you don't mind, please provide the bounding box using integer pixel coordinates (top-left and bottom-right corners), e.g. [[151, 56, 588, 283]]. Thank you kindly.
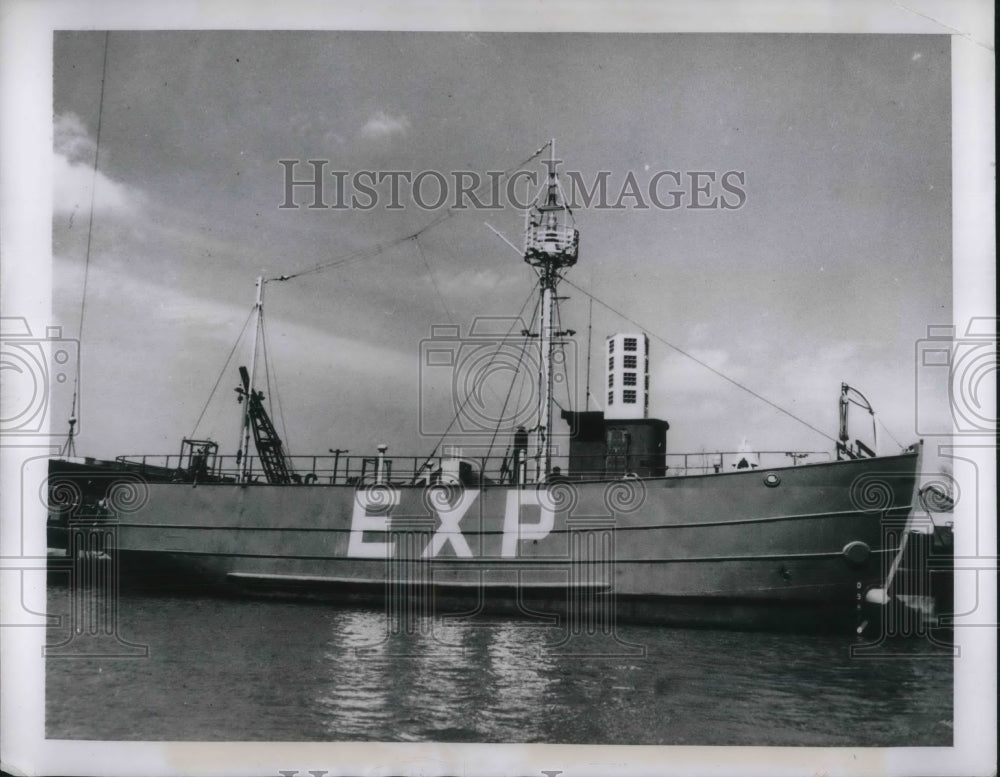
[[396, 619, 477, 742], [315, 610, 396, 739], [479, 621, 557, 742], [312, 611, 561, 742], [45, 584, 953, 744]]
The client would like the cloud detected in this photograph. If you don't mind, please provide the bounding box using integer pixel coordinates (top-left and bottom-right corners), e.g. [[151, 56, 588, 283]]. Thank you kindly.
[[56, 254, 411, 376], [773, 342, 859, 397], [53, 112, 142, 217], [54, 112, 96, 163], [53, 154, 140, 216], [359, 110, 411, 140], [286, 111, 345, 148], [653, 346, 742, 398], [434, 268, 513, 297]]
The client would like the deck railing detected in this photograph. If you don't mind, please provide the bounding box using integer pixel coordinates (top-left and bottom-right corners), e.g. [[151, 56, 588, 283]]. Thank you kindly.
[[113, 448, 833, 486]]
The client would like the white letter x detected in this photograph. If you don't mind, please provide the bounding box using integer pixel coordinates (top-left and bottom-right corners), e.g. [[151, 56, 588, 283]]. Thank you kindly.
[[421, 490, 478, 557]]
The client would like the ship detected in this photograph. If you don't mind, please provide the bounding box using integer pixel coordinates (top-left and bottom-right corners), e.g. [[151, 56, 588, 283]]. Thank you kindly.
[[46, 142, 947, 634]]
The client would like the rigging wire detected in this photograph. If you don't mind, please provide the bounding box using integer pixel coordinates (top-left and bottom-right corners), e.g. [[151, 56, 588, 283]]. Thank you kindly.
[[268, 212, 453, 284], [197, 139, 836, 459], [189, 307, 255, 437], [417, 233, 530, 419], [259, 309, 274, 418], [584, 296, 594, 411], [67, 30, 111, 443], [267, 133, 835, 450], [253, 145, 552, 458], [562, 276, 839, 444], [413, 235, 454, 324], [260, 311, 292, 456], [877, 418, 904, 451], [267, 144, 550, 285], [261, 321, 271, 415], [552, 293, 573, 415], [483, 293, 542, 463], [483, 317, 535, 464], [425, 285, 538, 465]]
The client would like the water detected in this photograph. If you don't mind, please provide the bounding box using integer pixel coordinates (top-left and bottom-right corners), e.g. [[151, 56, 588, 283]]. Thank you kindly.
[[45, 581, 952, 745]]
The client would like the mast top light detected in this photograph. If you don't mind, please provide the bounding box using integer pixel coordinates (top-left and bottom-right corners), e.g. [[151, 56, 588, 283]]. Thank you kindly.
[[524, 224, 579, 267], [523, 140, 579, 269]]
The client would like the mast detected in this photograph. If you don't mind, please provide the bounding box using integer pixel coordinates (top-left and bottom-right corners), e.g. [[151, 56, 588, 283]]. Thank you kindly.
[[523, 139, 579, 479], [585, 296, 594, 411], [239, 276, 264, 483], [538, 263, 555, 480]]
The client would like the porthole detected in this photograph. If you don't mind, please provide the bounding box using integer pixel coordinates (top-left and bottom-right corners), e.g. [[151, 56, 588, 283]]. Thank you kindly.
[[763, 472, 781, 488], [841, 540, 871, 566]]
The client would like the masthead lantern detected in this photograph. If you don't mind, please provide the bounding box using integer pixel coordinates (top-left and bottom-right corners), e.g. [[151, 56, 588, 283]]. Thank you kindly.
[[522, 139, 579, 481], [524, 140, 579, 269]]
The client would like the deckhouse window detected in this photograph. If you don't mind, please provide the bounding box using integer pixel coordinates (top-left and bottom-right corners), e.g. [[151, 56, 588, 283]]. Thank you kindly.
[[623, 355, 637, 369], [624, 337, 637, 351], [623, 390, 637, 404], [623, 372, 636, 386]]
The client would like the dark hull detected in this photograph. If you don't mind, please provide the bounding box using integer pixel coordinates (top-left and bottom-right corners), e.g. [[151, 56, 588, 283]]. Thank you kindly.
[[48, 449, 932, 631]]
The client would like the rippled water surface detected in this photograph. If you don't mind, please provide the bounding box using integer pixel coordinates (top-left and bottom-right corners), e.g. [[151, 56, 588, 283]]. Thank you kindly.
[[45, 582, 952, 745]]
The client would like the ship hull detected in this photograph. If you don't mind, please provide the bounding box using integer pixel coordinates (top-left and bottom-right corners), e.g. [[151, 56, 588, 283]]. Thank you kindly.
[[49, 449, 925, 631]]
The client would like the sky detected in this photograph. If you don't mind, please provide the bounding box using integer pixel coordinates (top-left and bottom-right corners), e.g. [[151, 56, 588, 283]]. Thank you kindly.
[[49, 31, 953, 469], [4, 11, 991, 775]]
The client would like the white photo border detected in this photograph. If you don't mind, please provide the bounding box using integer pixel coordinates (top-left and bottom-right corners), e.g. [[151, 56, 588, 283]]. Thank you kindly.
[[1, 1, 994, 776]]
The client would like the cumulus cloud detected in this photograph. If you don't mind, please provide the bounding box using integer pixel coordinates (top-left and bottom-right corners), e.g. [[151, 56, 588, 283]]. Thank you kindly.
[[53, 111, 142, 216], [54, 112, 96, 163], [435, 268, 513, 297], [360, 110, 411, 140], [653, 346, 742, 397]]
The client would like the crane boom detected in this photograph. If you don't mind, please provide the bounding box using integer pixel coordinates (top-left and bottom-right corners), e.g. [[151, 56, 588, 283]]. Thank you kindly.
[[236, 366, 294, 484]]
